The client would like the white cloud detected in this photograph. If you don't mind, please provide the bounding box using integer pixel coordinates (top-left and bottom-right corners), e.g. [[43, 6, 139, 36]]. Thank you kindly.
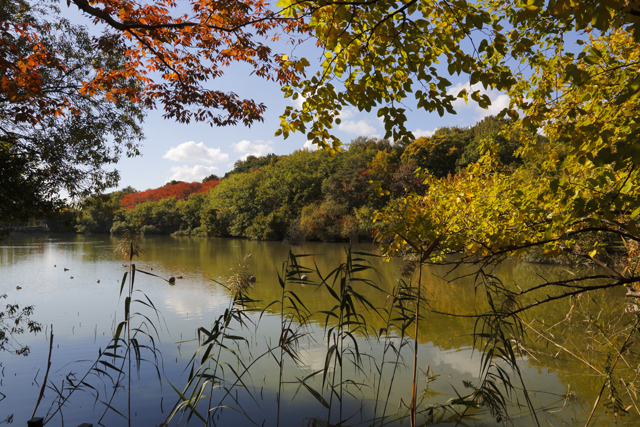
[[486, 93, 510, 116], [430, 348, 481, 377], [303, 140, 319, 151], [168, 165, 219, 182], [300, 345, 335, 373], [448, 82, 511, 119], [293, 93, 306, 110], [338, 119, 377, 135], [413, 128, 437, 139], [231, 139, 275, 160], [163, 141, 229, 163], [338, 108, 356, 120]]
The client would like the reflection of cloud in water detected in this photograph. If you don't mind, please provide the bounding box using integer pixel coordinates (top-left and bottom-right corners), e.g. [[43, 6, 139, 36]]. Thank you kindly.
[[428, 346, 481, 377], [163, 288, 230, 320], [300, 345, 334, 373]]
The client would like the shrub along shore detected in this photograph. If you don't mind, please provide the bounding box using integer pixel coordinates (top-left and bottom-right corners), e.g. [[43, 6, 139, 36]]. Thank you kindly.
[[42, 117, 529, 241], [28, 116, 623, 263]]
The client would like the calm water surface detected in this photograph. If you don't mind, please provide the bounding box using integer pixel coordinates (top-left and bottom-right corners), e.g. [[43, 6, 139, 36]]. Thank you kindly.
[[0, 233, 635, 426]]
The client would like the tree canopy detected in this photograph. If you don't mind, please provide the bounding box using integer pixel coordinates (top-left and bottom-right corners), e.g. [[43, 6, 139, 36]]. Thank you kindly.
[[271, 2, 640, 421], [267, 0, 640, 275], [1, 0, 144, 221], [278, 0, 640, 149], [120, 180, 219, 209], [67, 0, 308, 126], [0, 0, 310, 222]]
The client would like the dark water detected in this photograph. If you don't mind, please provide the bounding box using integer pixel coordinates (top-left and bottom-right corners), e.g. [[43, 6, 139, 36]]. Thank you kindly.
[[0, 234, 635, 426]]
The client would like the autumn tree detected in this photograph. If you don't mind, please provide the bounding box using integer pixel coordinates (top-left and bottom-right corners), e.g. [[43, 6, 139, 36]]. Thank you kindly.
[[2, 0, 312, 224], [1, 0, 144, 222], [119, 180, 219, 209], [66, 0, 308, 127]]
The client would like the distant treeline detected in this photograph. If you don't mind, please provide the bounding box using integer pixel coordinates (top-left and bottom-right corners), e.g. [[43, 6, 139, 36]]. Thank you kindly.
[[45, 116, 536, 242]]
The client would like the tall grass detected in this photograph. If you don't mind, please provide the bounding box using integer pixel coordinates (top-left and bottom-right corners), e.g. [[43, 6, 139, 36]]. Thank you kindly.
[[29, 240, 612, 427], [168, 247, 539, 427], [34, 230, 164, 425]]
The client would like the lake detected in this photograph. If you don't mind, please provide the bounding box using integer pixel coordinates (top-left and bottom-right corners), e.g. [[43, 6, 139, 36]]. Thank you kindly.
[[0, 233, 636, 426]]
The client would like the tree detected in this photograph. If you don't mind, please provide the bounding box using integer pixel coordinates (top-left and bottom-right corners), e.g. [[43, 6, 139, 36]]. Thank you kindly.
[[401, 127, 471, 178], [204, 170, 264, 237], [274, 0, 640, 423], [322, 136, 393, 211], [202, 174, 219, 183], [277, 0, 640, 148], [119, 181, 218, 209], [1, 0, 144, 222], [75, 187, 136, 234], [0, 294, 41, 356], [66, 0, 308, 127], [454, 115, 524, 170], [224, 153, 280, 178], [179, 192, 207, 231]]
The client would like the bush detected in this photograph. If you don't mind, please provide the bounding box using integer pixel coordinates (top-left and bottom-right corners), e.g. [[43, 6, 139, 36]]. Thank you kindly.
[[339, 215, 360, 242], [140, 225, 160, 235], [110, 221, 128, 235], [300, 201, 347, 242]]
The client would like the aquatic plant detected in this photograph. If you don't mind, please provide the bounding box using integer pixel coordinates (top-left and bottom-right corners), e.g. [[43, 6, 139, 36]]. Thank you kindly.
[[221, 254, 254, 295], [36, 230, 164, 426], [22, 236, 640, 427]]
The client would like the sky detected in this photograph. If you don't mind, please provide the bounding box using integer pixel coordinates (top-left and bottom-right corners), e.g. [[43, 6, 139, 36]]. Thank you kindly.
[[114, 69, 508, 193], [62, 4, 510, 193]]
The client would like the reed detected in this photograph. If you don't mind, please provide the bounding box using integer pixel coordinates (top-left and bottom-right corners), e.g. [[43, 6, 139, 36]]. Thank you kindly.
[[36, 229, 164, 426], [29, 239, 623, 427]]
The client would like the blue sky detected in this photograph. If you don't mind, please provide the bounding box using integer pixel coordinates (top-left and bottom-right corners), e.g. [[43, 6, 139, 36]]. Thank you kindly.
[[63, 4, 510, 193], [114, 68, 508, 192]]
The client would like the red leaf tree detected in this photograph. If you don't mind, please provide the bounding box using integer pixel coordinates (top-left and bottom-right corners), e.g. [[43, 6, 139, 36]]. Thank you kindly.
[[120, 180, 219, 209]]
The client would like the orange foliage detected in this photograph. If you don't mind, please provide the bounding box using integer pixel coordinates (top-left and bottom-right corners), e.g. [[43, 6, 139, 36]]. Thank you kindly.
[[120, 180, 219, 209], [69, 0, 309, 127], [1, 19, 70, 127], [3, 1, 309, 129]]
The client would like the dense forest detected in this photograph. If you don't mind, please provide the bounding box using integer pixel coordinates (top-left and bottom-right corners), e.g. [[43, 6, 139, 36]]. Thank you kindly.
[[44, 115, 544, 243]]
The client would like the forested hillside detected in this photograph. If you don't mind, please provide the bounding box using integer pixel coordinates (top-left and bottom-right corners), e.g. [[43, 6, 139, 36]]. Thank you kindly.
[[64, 116, 535, 241]]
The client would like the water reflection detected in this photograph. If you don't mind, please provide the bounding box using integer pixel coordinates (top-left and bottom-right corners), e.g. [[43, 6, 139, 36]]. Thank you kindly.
[[0, 234, 636, 426]]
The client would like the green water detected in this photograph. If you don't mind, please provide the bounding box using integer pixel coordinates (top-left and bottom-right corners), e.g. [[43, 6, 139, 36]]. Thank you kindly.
[[0, 233, 635, 426]]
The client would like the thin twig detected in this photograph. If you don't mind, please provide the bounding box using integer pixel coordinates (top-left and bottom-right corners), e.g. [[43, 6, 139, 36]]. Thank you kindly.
[[584, 318, 638, 427], [31, 325, 53, 419]]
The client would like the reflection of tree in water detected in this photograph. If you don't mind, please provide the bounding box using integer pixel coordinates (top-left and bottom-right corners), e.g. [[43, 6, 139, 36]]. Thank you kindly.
[[241, 253, 640, 425]]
